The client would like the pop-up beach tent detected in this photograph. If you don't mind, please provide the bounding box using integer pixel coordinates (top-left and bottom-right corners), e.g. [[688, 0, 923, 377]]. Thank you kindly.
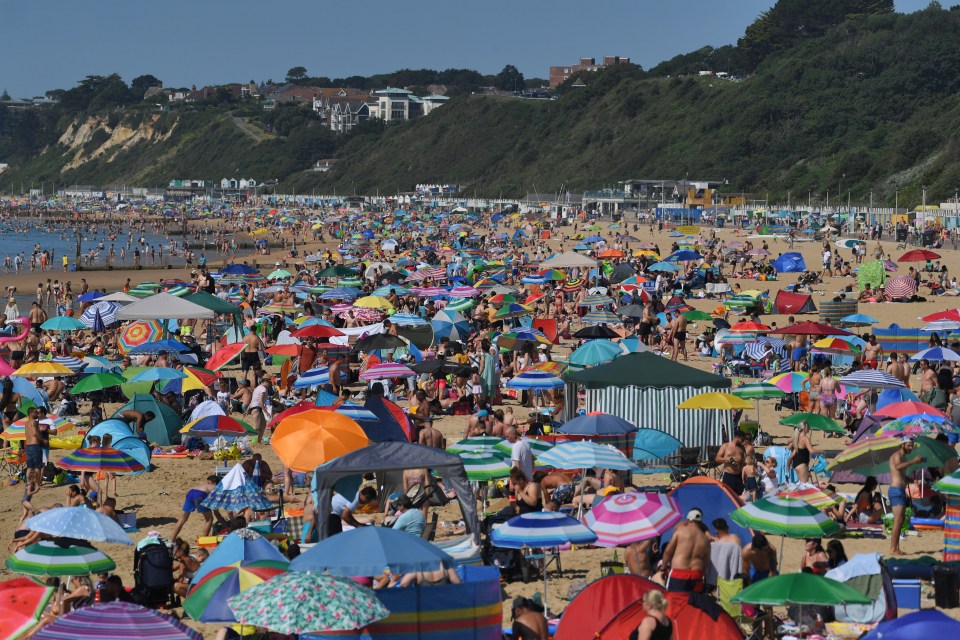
[[110, 394, 182, 446], [564, 352, 732, 451], [772, 252, 807, 273], [313, 442, 477, 542], [775, 290, 817, 314]]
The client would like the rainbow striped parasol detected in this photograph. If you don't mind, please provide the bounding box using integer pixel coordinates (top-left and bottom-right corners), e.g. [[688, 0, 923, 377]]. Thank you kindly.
[[58, 446, 146, 474], [583, 491, 682, 547], [117, 320, 163, 355]]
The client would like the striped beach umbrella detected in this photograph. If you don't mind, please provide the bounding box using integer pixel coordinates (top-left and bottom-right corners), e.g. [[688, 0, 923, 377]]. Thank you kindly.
[[579, 294, 616, 308], [458, 451, 511, 481], [828, 436, 956, 477], [811, 337, 862, 356], [323, 401, 378, 423], [526, 361, 567, 376], [773, 483, 843, 509], [448, 286, 481, 297], [730, 496, 841, 538], [293, 366, 331, 389], [536, 441, 640, 472], [492, 511, 598, 549], [875, 413, 960, 436], [580, 310, 622, 325], [732, 382, 786, 400], [507, 370, 565, 390], [494, 437, 554, 458], [6, 541, 116, 576], [2, 414, 77, 441], [489, 293, 517, 304], [934, 469, 960, 496], [181, 415, 255, 438], [359, 362, 415, 380], [58, 447, 145, 474], [911, 346, 960, 362], [260, 301, 299, 314], [448, 436, 506, 455], [117, 320, 162, 355], [838, 370, 905, 390], [884, 275, 916, 299], [183, 560, 289, 623], [411, 286, 447, 297], [49, 356, 85, 372], [583, 491, 682, 547], [496, 329, 553, 351], [444, 297, 476, 313], [431, 310, 471, 341], [495, 303, 534, 319], [770, 371, 809, 393], [562, 278, 584, 292], [31, 601, 201, 640]]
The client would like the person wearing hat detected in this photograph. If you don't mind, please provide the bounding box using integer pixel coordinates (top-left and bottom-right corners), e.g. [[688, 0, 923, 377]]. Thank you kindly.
[[889, 437, 925, 555], [660, 508, 710, 593]]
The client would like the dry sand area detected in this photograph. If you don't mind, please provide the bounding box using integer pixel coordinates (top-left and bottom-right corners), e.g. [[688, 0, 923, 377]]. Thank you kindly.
[[0, 222, 956, 633]]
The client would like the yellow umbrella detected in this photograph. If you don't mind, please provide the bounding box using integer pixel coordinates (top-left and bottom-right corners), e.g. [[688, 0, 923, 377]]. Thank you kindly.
[[353, 296, 394, 311], [633, 250, 660, 258], [14, 362, 74, 377], [677, 392, 753, 410]]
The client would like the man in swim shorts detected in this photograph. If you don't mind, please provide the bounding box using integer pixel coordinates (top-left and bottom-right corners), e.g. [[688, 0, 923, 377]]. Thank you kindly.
[[170, 475, 222, 539], [661, 509, 710, 593]]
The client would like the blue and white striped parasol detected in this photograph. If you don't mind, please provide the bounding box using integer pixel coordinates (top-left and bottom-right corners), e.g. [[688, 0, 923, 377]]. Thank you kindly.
[[506, 370, 565, 390], [431, 310, 471, 341], [838, 370, 906, 390], [293, 366, 331, 389], [535, 441, 640, 471], [491, 511, 597, 549], [911, 347, 960, 362], [51, 356, 86, 372], [201, 465, 274, 512], [80, 301, 121, 328]]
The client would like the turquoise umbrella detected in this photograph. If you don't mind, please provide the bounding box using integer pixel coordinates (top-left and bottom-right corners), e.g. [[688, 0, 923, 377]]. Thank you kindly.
[[40, 316, 86, 331], [569, 339, 622, 367]]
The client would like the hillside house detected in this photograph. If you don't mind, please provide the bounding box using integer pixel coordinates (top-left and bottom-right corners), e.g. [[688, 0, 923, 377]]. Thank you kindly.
[[549, 55, 631, 88]]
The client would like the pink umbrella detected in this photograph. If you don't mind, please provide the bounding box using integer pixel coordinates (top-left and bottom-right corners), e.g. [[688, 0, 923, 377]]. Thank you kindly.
[[448, 286, 481, 298], [359, 362, 416, 380], [582, 491, 682, 547]]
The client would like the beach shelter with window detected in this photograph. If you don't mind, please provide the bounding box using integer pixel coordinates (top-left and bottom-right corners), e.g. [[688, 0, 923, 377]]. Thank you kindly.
[[772, 251, 807, 273], [110, 394, 183, 446], [775, 290, 817, 314], [564, 352, 732, 450]]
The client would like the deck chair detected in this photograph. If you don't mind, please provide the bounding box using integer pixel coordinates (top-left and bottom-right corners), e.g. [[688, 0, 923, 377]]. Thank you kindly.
[[532, 318, 559, 344], [717, 577, 743, 619], [0, 447, 25, 480], [668, 447, 703, 485], [763, 446, 798, 485], [700, 445, 723, 479]]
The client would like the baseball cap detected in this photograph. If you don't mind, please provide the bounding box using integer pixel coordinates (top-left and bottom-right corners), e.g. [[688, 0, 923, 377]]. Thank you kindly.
[[686, 508, 703, 522], [475, 409, 489, 418], [900, 436, 914, 444]]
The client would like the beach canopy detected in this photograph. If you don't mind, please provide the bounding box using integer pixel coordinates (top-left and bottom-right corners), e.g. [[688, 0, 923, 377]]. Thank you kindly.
[[566, 352, 731, 390], [116, 292, 215, 320], [312, 442, 478, 541], [862, 610, 960, 640]]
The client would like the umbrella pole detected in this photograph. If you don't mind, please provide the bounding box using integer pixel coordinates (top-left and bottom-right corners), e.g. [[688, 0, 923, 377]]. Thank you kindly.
[[779, 535, 785, 569]]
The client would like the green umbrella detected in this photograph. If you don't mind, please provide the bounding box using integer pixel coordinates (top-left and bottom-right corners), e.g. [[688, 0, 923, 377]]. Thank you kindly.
[[732, 382, 786, 420], [458, 451, 511, 481], [227, 571, 389, 634], [6, 541, 116, 576], [119, 365, 153, 399], [682, 310, 713, 321], [730, 572, 871, 606], [731, 496, 841, 538], [495, 437, 555, 457], [448, 436, 505, 454], [316, 265, 359, 278], [934, 469, 960, 495], [268, 269, 292, 280], [780, 413, 845, 434], [70, 372, 128, 394], [828, 435, 956, 477]]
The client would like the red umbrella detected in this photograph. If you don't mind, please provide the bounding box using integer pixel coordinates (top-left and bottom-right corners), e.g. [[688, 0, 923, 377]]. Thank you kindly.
[[266, 344, 301, 357], [899, 249, 940, 262], [205, 342, 246, 371], [267, 400, 316, 429], [874, 400, 948, 419], [184, 367, 221, 387], [730, 321, 771, 332], [922, 309, 960, 323], [767, 322, 852, 336], [885, 275, 917, 299], [291, 325, 345, 339]]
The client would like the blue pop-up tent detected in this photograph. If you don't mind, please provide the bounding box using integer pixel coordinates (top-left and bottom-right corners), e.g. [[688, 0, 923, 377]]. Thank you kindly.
[[772, 252, 807, 273]]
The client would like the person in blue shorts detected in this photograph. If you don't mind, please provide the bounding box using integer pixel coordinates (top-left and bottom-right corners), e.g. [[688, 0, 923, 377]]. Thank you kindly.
[[171, 475, 222, 540]]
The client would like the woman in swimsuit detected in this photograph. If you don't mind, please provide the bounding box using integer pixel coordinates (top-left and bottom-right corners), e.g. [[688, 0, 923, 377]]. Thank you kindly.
[[397, 565, 462, 588], [511, 467, 542, 515], [788, 423, 819, 483], [636, 590, 673, 640]]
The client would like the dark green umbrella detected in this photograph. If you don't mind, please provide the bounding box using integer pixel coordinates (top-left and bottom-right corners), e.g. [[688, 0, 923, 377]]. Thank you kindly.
[[730, 572, 871, 606], [780, 413, 845, 434], [71, 373, 128, 394], [316, 265, 359, 278]]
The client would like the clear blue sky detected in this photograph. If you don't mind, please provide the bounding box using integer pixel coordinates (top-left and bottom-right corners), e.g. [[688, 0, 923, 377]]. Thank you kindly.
[[1, 0, 934, 97]]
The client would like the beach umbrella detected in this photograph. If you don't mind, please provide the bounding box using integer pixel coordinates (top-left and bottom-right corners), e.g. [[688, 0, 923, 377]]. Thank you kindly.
[[201, 464, 273, 512], [489, 293, 518, 304], [259, 301, 299, 314], [885, 275, 916, 298], [568, 339, 622, 367], [5, 541, 116, 576], [495, 303, 534, 319], [448, 436, 506, 454], [353, 295, 394, 311], [730, 321, 770, 333], [77, 291, 104, 302], [772, 483, 843, 509], [79, 301, 120, 329], [911, 346, 960, 362], [536, 441, 640, 472], [192, 529, 287, 585], [732, 382, 786, 420], [838, 370, 905, 389], [59, 446, 145, 474], [80, 355, 118, 374], [572, 324, 619, 339], [449, 285, 481, 297], [40, 316, 85, 331], [873, 400, 947, 419], [445, 297, 476, 313], [840, 313, 879, 327], [731, 496, 841, 538], [13, 362, 73, 377], [875, 413, 959, 436], [181, 415, 255, 438], [70, 372, 127, 394], [494, 437, 554, 458], [267, 269, 292, 280], [359, 362, 416, 380], [811, 337, 862, 356], [117, 320, 162, 355], [354, 333, 406, 352], [665, 250, 703, 262], [770, 372, 809, 393], [934, 469, 960, 495], [220, 264, 260, 275], [862, 611, 960, 640], [316, 264, 359, 278], [204, 342, 246, 371], [31, 601, 201, 640], [322, 401, 379, 423], [677, 391, 753, 410], [0, 577, 54, 640], [731, 572, 870, 606], [581, 310, 622, 325], [430, 310, 471, 341], [556, 413, 637, 436], [898, 249, 940, 262], [827, 435, 956, 476], [922, 320, 960, 332], [615, 304, 646, 319], [389, 313, 429, 326], [647, 261, 680, 272], [290, 526, 454, 576], [507, 370, 565, 391], [458, 451, 512, 481], [766, 322, 852, 337], [25, 506, 132, 545], [496, 329, 553, 350], [779, 413, 845, 434], [876, 388, 922, 409], [50, 356, 86, 372], [127, 339, 190, 356], [271, 409, 369, 472], [128, 367, 187, 383], [227, 572, 389, 634], [631, 428, 682, 461], [183, 560, 289, 623], [682, 310, 713, 321], [583, 491, 682, 547]]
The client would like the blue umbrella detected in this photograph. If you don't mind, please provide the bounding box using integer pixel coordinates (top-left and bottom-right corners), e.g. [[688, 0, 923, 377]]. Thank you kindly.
[[41, 316, 86, 331], [507, 371, 565, 390], [647, 261, 680, 272], [51, 356, 86, 372], [862, 610, 960, 640], [536, 441, 640, 471], [840, 313, 879, 327], [11, 377, 48, 408], [290, 526, 454, 576], [876, 387, 921, 409], [555, 413, 638, 436], [77, 291, 103, 302], [191, 529, 287, 585], [127, 339, 191, 355], [219, 264, 260, 275], [568, 340, 622, 367], [431, 310, 470, 341], [583, 235, 603, 243], [665, 250, 703, 262], [390, 313, 429, 326], [128, 367, 187, 383], [293, 366, 331, 389], [80, 301, 120, 328], [911, 347, 960, 362], [633, 428, 683, 461], [91, 308, 106, 334], [25, 506, 132, 545]]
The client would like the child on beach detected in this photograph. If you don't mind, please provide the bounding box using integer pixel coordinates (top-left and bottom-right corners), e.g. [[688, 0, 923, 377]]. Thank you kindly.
[[17, 481, 39, 529]]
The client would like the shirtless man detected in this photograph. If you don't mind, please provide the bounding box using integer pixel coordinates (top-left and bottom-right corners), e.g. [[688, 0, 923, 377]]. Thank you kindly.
[[889, 437, 925, 554], [23, 407, 43, 487], [231, 380, 252, 413], [661, 509, 711, 592], [790, 334, 808, 372], [710, 518, 742, 545], [28, 303, 46, 336], [538, 470, 576, 507], [742, 532, 778, 587], [886, 352, 904, 386], [862, 335, 883, 369], [671, 311, 689, 362], [819, 365, 838, 419], [417, 417, 446, 450], [328, 354, 344, 396], [241, 330, 265, 386], [116, 409, 155, 438], [716, 432, 750, 495], [919, 359, 936, 398]]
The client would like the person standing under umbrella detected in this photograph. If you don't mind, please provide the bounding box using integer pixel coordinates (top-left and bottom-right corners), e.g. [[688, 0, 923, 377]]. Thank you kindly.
[[889, 437, 925, 555]]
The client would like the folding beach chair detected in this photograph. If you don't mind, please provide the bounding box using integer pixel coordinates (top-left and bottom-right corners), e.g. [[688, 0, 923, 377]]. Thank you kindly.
[[0, 447, 26, 480]]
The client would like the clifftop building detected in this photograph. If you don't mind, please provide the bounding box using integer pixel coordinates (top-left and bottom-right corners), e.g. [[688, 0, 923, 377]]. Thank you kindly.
[[549, 56, 631, 88]]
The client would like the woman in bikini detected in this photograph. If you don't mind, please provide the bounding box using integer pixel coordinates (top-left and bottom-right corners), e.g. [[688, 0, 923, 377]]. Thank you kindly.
[[788, 423, 819, 484]]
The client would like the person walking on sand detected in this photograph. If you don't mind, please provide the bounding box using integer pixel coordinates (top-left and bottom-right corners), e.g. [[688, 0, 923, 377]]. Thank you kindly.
[[889, 437, 925, 555], [246, 376, 273, 443]]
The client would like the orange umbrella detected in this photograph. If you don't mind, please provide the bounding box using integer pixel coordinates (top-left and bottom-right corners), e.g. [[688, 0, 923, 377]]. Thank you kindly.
[[271, 409, 369, 472]]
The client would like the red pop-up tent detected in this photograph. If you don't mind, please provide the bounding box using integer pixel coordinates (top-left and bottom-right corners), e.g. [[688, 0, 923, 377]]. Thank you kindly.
[[775, 290, 817, 315]]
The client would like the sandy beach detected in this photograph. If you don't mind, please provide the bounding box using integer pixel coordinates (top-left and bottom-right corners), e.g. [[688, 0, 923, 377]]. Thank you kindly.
[[0, 218, 957, 634]]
